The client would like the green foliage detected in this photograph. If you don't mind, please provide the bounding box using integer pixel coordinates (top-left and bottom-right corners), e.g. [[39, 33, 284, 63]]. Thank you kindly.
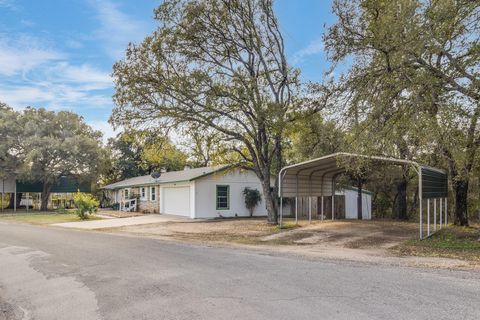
[[105, 129, 187, 183], [180, 125, 225, 167], [243, 188, 262, 217], [73, 192, 99, 220], [0, 106, 105, 210], [111, 0, 309, 224], [394, 226, 480, 262], [286, 114, 345, 163], [324, 0, 480, 225], [0, 103, 21, 180], [275, 222, 299, 231]]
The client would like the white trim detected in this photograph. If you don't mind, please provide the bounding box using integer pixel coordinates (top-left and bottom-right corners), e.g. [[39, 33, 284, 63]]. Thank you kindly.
[[190, 181, 196, 219]]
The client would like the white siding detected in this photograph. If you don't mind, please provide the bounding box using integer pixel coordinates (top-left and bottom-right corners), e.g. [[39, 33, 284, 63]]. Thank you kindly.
[[194, 169, 268, 219], [343, 189, 372, 220]]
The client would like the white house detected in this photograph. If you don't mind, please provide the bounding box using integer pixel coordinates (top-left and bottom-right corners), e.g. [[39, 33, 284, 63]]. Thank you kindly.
[[102, 166, 269, 219]]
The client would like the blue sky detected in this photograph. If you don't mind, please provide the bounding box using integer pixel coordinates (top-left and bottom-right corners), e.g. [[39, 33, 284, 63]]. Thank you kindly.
[[0, 0, 335, 140]]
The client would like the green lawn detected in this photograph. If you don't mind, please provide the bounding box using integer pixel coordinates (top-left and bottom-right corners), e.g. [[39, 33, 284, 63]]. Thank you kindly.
[[392, 224, 480, 262], [0, 210, 102, 225]]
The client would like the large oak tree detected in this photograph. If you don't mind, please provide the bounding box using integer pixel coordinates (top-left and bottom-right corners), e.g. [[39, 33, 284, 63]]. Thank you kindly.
[[19, 108, 104, 210], [324, 0, 480, 225], [111, 0, 304, 223]]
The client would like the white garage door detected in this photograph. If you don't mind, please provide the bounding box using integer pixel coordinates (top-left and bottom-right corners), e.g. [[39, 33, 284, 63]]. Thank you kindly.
[[163, 186, 191, 217]]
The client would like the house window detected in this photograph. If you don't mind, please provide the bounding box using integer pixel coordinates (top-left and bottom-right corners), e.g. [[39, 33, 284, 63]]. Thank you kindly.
[[216, 185, 229, 210], [140, 187, 146, 200], [124, 189, 129, 199], [151, 187, 156, 201]]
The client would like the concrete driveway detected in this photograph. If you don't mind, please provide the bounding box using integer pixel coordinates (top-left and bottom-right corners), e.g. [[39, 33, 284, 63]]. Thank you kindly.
[[0, 221, 479, 320], [52, 214, 188, 230]]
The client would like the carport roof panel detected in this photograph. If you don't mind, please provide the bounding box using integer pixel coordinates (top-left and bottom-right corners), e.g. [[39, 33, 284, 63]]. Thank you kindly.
[[279, 153, 448, 198], [280, 152, 423, 176]]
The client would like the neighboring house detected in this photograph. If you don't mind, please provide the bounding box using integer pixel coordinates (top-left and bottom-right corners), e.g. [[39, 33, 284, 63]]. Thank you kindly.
[[101, 166, 269, 219]]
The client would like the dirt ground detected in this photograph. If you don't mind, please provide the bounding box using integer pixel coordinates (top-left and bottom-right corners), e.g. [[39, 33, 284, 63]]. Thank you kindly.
[[102, 218, 480, 270]]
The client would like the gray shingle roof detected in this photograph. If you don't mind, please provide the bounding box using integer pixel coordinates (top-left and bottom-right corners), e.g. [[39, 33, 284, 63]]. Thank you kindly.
[[101, 165, 230, 190]]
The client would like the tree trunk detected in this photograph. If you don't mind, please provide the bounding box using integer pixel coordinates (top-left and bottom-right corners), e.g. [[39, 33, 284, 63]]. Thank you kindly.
[[272, 134, 283, 223], [453, 178, 469, 226], [40, 182, 52, 211], [357, 179, 363, 220], [261, 176, 277, 224], [8, 193, 22, 209], [394, 178, 408, 220], [409, 186, 418, 218]]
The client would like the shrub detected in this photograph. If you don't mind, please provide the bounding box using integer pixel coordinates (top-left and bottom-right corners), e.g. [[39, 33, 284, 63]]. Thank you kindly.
[[73, 192, 99, 220], [243, 187, 262, 217]]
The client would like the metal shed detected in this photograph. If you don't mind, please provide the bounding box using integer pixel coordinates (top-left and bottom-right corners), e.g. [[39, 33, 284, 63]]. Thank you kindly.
[[278, 153, 449, 239], [1, 176, 91, 212]]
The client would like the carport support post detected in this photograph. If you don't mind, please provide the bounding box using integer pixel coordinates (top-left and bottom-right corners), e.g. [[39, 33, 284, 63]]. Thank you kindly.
[[427, 199, 430, 237], [295, 197, 298, 224], [279, 196, 283, 227], [308, 197, 312, 223], [308, 176, 312, 224], [439, 198, 443, 229], [444, 198, 447, 226], [279, 170, 284, 228], [331, 178, 335, 221], [419, 167, 423, 240], [14, 183, 17, 213], [295, 174, 298, 225], [1, 179, 3, 213], [434, 199, 437, 232], [321, 196, 324, 221], [320, 176, 324, 221]]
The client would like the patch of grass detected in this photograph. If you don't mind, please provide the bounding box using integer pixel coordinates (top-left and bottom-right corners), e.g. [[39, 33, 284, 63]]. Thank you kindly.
[[0, 211, 102, 225], [275, 222, 299, 231], [391, 225, 480, 262]]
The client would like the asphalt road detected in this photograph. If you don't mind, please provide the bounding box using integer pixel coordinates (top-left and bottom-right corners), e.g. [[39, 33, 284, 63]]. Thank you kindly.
[[0, 221, 479, 320]]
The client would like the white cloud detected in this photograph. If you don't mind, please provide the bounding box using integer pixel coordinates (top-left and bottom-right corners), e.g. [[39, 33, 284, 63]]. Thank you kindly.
[[88, 120, 119, 143], [0, 31, 113, 113], [0, 86, 56, 108], [0, 34, 63, 76], [89, 0, 151, 59], [0, 84, 112, 111], [292, 37, 323, 64], [47, 62, 113, 90]]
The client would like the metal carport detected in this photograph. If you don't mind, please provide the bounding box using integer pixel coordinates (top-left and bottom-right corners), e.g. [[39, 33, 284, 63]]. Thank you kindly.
[[278, 153, 449, 239]]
